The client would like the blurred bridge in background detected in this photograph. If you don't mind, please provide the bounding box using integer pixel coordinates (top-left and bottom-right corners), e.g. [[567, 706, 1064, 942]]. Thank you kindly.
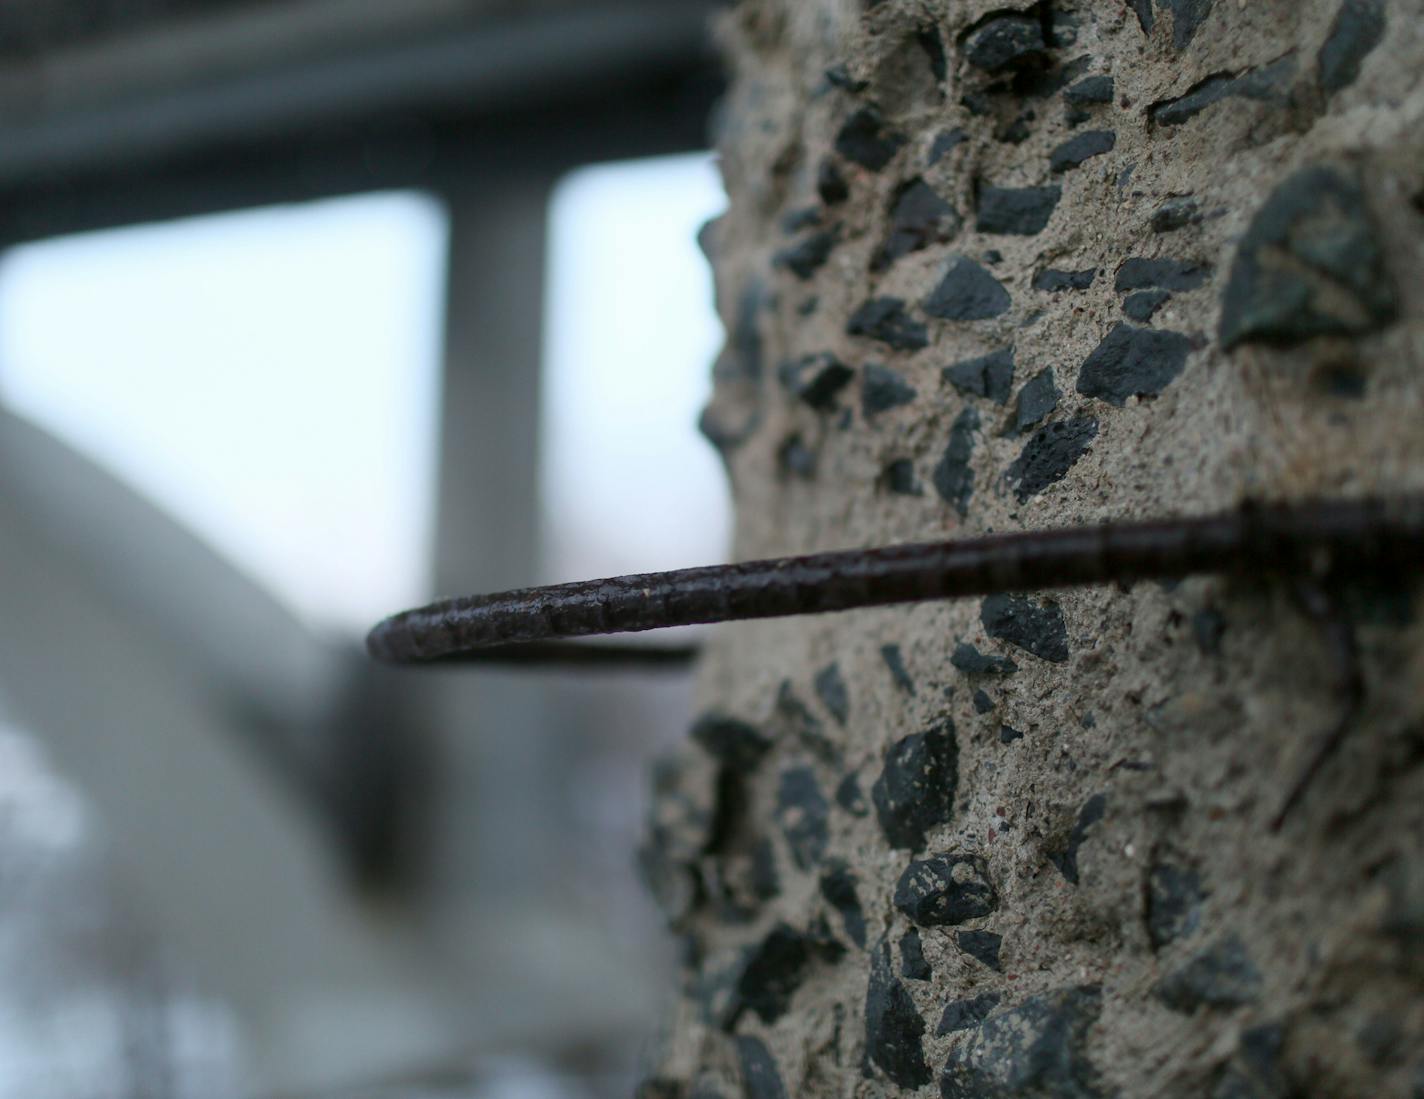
[[0, 2, 724, 1095]]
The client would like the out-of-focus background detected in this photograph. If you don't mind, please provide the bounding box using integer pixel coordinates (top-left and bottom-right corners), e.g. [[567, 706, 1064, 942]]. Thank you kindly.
[[0, 2, 729, 1096]]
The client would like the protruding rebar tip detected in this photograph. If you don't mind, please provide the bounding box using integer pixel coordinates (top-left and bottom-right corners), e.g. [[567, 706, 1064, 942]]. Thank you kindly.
[[366, 493, 1424, 668]]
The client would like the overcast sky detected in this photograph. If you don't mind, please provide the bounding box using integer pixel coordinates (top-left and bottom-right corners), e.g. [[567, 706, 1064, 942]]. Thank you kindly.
[[0, 152, 728, 636]]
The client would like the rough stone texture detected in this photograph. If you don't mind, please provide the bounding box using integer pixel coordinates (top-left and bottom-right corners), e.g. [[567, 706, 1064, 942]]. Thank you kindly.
[[1162, 0, 1216, 51], [1319, 0, 1387, 93], [778, 353, 854, 412], [814, 662, 852, 726], [774, 227, 840, 280], [932, 406, 981, 516], [776, 681, 837, 764], [1154, 935, 1263, 1011], [1147, 860, 1206, 949], [847, 296, 929, 351], [1152, 195, 1203, 233], [898, 927, 932, 981], [1009, 367, 1062, 435], [871, 722, 959, 852], [879, 643, 916, 695], [962, 14, 1047, 73], [1007, 415, 1099, 501], [1065, 75, 1115, 106], [834, 106, 907, 171], [924, 256, 1013, 320], [1115, 256, 1211, 292], [1049, 129, 1117, 173], [863, 939, 932, 1087], [981, 594, 1070, 663], [874, 178, 961, 271], [937, 992, 1001, 1036], [775, 765, 830, 871], [725, 922, 816, 1028], [643, 1, 1424, 1096], [820, 861, 868, 949], [955, 928, 1003, 971], [976, 185, 1062, 236], [1076, 322, 1192, 406], [950, 642, 1018, 677], [894, 853, 998, 926], [1034, 267, 1097, 292], [860, 363, 918, 418], [1148, 56, 1298, 127], [940, 985, 1106, 1098], [736, 1035, 790, 1099], [1046, 793, 1108, 886], [1123, 288, 1171, 322], [1219, 163, 1399, 348], [944, 347, 1015, 405], [880, 457, 923, 496]]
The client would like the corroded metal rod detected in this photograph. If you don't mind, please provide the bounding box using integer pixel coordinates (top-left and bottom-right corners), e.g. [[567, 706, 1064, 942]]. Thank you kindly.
[[411, 640, 699, 669], [367, 494, 1424, 665]]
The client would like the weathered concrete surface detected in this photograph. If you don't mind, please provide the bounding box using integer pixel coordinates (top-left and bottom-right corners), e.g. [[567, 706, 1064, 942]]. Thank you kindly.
[[641, 2, 1424, 1096]]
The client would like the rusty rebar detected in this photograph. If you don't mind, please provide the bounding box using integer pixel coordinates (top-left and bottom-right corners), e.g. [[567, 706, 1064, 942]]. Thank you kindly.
[[410, 640, 699, 669], [367, 493, 1424, 665]]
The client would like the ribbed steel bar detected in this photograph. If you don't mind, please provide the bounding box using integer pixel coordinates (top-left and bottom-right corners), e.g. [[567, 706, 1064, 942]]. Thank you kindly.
[[367, 494, 1424, 665], [413, 640, 699, 668]]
